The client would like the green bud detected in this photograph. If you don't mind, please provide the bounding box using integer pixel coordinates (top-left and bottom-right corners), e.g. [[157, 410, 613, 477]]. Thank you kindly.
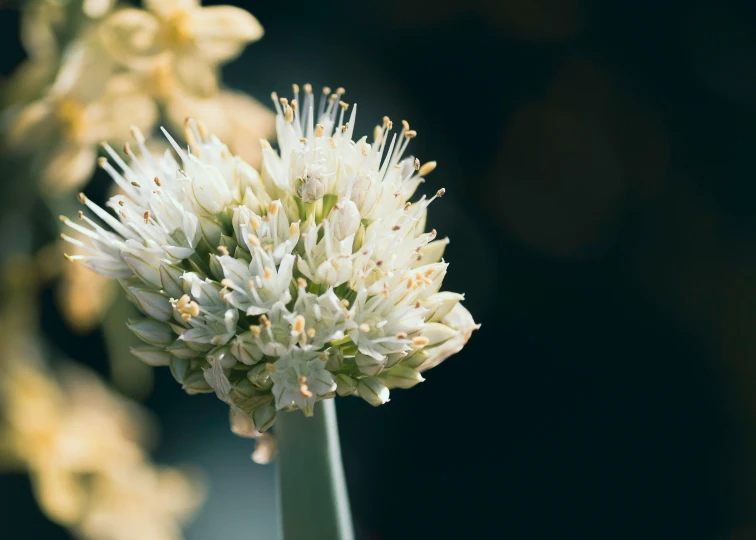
[[183, 371, 214, 394], [231, 332, 263, 365], [167, 340, 200, 359], [324, 347, 344, 371], [402, 349, 429, 369], [123, 253, 161, 289], [252, 402, 277, 432], [334, 374, 358, 396], [127, 318, 174, 347], [379, 365, 425, 389], [130, 346, 171, 366], [169, 356, 191, 383], [247, 363, 273, 389], [160, 263, 185, 298], [357, 377, 390, 406], [128, 287, 172, 321], [355, 352, 385, 376]]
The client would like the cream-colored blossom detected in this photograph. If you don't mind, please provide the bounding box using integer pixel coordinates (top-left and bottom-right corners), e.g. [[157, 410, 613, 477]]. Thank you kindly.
[[144, 60, 274, 166], [62, 85, 479, 432], [75, 463, 205, 540], [0, 362, 204, 537], [99, 0, 263, 98], [4, 45, 157, 194]]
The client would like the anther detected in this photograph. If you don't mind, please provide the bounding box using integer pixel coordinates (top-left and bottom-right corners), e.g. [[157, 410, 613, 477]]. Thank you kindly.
[[97, 157, 107, 168], [419, 161, 437, 176], [293, 315, 306, 334], [217, 245, 229, 256], [297, 277, 307, 288], [414, 158, 420, 171], [412, 336, 430, 347], [315, 124, 324, 138], [359, 323, 370, 333], [250, 325, 261, 337], [154, 176, 162, 186], [143, 211, 150, 224]]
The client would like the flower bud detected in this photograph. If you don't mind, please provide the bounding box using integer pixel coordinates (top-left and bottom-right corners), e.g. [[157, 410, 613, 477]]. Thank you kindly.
[[128, 287, 172, 321], [128, 319, 174, 347], [379, 365, 424, 389], [169, 356, 191, 383], [357, 377, 390, 406], [334, 374, 357, 396], [160, 263, 185, 298], [183, 371, 214, 394], [123, 252, 162, 289], [167, 340, 201, 359], [401, 349, 429, 370], [329, 200, 360, 240], [419, 322, 458, 348], [130, 346, 171, 366], [252, 402, 277, 432], [296, 161, 327, 202], [230, 332, 264, 365], [324, 348, 344, 371], [247, 363, 273, 389], [355, 352, 385, 376], [423, 292, 463, 323]]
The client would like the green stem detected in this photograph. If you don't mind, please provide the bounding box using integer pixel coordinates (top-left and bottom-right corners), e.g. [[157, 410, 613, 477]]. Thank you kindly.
[[275, 399, 354, 540]]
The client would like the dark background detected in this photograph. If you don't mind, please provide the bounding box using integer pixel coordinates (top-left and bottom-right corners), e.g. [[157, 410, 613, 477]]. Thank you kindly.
[[4, 0, 756, 538]]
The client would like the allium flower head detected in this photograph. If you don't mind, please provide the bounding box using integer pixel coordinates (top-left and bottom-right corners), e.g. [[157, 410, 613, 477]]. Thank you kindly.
[[62, 85, 479, 429]]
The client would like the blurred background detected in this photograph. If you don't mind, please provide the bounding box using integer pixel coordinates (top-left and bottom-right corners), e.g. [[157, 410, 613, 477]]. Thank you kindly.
[[2, 0, 756, 538]]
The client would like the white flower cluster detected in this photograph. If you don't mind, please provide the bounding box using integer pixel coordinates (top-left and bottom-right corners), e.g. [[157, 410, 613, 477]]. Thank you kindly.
[[62, 85, 479, 430]]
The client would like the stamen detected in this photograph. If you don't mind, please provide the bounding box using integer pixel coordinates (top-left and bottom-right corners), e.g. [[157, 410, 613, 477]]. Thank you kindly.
[[419, 161, 437, 176]]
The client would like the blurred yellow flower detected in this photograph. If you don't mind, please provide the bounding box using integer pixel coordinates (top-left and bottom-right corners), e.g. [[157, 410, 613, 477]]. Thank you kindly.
[[75, 464, 205, 540], [4, 38, 158, 194], [99, 0, 263, 98], [0, 362, 205, 538], [159, 85, 275, 166], [2, 0, 272, 194]]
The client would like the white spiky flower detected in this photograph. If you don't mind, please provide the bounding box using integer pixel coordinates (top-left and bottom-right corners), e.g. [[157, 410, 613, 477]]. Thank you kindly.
[[62, 84, 479, 429]]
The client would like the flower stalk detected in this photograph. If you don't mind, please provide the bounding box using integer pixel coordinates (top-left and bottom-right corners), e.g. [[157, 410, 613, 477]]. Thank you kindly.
[[276, 398, 354, 540]]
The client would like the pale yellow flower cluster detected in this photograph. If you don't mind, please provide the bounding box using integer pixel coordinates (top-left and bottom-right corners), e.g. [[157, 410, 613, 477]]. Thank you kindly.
[[2, 0, 274, 196], [0, 359, 205, 540]]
